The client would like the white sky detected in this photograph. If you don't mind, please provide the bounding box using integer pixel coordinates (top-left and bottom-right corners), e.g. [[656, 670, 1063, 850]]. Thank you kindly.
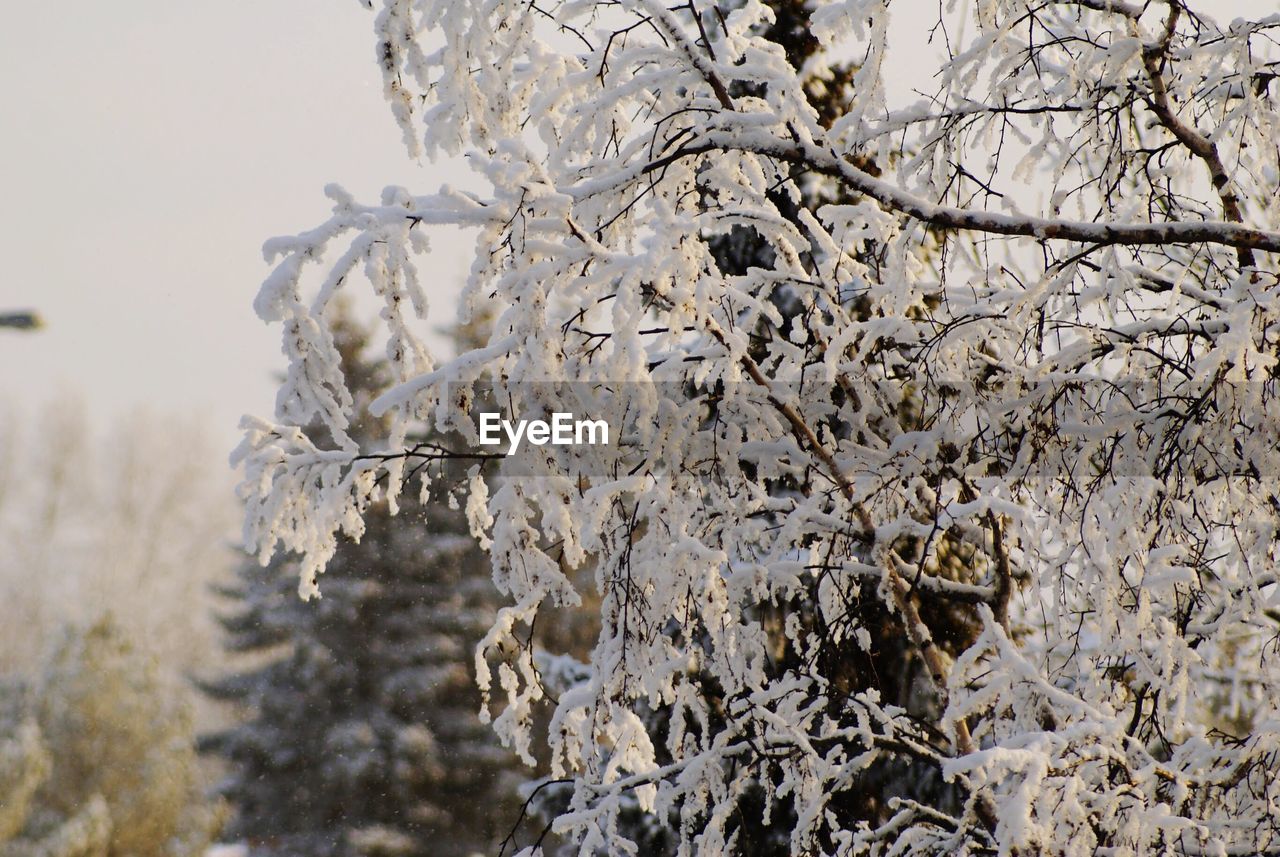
[[0, 1, 470, 451]]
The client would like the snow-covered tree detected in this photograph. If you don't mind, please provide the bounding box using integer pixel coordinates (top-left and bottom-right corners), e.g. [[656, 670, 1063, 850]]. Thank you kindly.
[[238, 1, 1280, 853], [206, 313, 522, 857]]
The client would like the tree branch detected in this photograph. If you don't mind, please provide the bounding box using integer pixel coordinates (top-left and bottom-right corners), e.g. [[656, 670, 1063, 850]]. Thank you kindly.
[[640, 130, 1280, 258], [695, 312, 979, 758], [1133, 3, 1256, 268]]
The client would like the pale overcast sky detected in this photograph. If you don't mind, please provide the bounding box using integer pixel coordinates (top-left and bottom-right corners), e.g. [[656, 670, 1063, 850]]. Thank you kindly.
[[0, 1, 471, 450]]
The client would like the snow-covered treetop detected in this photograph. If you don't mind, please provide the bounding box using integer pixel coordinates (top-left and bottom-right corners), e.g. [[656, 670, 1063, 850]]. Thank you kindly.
[[238, 1, 1280, 853]]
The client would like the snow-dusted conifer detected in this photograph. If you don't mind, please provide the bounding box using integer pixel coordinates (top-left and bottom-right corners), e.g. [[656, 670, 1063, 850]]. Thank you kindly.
[[206, 310, 521, 857]]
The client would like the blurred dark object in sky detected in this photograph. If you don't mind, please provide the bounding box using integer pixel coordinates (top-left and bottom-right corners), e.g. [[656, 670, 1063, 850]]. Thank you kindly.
[[0, 311, 42, 331]]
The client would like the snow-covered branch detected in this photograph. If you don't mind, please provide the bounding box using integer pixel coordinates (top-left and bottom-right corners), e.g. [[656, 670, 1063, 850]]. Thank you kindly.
[[238, 1, 1280, 853]]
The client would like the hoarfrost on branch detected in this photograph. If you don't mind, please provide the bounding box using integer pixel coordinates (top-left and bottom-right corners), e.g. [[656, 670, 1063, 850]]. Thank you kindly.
[[237, 1, 1280, 853]]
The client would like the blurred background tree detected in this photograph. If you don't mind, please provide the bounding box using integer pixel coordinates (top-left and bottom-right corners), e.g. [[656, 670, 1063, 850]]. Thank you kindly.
[[0, 616, 221, 857], [0, 381, 237, 855], [201, 309, 523, 857], [0, 398, 234, 679]]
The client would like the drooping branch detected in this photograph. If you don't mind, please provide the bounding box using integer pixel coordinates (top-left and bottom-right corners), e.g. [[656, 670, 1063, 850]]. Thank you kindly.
[[1133, 3, 1256, 268], [697, 312, 980, 758]]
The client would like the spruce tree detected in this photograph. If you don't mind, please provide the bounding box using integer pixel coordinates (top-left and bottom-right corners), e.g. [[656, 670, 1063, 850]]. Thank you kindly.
[[202, 312, 521, 857]]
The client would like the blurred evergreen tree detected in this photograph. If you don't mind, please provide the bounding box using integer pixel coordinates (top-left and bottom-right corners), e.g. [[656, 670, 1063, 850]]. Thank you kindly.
[[201, 309, 522, 857]]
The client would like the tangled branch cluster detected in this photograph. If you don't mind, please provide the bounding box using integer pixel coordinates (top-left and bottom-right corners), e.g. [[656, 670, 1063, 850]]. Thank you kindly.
[[238, 1, 1280, 853]]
